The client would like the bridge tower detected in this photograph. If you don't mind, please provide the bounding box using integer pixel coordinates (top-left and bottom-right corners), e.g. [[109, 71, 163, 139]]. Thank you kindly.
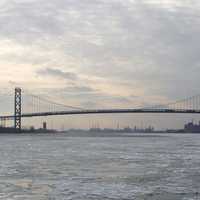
[[14, 88, 22, 132]]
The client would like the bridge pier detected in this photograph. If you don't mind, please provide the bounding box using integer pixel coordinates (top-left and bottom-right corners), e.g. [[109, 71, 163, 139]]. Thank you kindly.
[[14, 88, 22, 132]]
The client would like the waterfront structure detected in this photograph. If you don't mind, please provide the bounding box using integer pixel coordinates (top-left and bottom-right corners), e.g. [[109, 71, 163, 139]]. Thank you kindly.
[[184, 121, 200, 133]]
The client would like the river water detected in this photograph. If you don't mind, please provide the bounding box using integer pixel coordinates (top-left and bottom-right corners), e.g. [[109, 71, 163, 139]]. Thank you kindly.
[[0, 133, 200, 200]]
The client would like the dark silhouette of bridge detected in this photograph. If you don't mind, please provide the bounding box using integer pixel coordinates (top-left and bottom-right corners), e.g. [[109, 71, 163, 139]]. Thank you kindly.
[[1, 88, 200, 132]]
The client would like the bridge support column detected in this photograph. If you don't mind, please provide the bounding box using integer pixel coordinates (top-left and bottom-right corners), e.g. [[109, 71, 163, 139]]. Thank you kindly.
[[14, 88, 22, 133]]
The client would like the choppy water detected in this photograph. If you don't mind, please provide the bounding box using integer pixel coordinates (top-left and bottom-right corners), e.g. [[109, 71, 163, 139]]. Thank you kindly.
[[0, 133, 200, 200]]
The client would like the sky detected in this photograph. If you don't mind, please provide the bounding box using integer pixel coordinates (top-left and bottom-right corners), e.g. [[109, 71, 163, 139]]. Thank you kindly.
[[0, 0, 200, 129]]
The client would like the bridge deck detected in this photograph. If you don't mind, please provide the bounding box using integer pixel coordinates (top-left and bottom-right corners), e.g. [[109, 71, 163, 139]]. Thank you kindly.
[[1, 108, 200, 120]]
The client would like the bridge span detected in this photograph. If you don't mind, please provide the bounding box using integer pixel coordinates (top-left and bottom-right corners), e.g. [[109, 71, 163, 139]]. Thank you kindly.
[[1, 108, 200, 120], [1, 87, 200, 132]]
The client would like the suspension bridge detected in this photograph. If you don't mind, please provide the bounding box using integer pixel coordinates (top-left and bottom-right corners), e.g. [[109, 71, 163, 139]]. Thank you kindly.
[[1, 87, 200, 132]]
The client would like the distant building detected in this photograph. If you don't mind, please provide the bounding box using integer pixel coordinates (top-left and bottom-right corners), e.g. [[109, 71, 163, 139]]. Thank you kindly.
[[43, 122, 47, 130], [30, 126, 35, 131], [184, 121, 200, 133]]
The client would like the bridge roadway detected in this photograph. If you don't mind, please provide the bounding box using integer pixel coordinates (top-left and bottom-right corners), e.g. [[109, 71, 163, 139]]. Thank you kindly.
[[1, 108, 200, 120]]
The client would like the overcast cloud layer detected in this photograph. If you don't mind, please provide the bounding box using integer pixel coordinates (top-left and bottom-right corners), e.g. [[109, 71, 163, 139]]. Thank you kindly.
[[0, 0, 200, 128]]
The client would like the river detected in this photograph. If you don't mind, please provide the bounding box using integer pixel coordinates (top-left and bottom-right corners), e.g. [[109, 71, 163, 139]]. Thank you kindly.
[[0, 133, 200, 199]]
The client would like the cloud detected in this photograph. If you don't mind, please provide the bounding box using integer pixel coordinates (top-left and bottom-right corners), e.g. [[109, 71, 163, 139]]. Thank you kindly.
[[63, 86, 96, 93], [1, 0, 199, 98], [37, 68, 78, 80]]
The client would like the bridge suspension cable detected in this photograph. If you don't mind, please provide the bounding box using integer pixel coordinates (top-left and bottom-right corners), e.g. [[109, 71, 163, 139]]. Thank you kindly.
[[144, 94, 200, 111], [21, 90, 200, 115], [21, 90, 83, 114]]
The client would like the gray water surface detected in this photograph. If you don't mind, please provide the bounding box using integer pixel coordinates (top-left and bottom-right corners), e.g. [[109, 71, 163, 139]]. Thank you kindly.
[[0, 133, 200, 200]]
